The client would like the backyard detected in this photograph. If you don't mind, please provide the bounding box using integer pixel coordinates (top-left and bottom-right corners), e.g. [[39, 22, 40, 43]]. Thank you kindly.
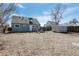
[[0, 31, 79, 56]]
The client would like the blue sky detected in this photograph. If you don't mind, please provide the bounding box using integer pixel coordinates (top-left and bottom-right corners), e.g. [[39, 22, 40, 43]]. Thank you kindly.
[[8, 3, 79, 26]]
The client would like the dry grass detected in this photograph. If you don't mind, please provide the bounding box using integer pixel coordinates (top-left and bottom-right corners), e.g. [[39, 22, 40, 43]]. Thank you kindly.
[[0, 31, 79, 56]]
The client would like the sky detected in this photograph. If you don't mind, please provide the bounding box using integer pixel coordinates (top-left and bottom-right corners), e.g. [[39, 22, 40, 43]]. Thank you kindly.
[[8, 3, 79, 26]]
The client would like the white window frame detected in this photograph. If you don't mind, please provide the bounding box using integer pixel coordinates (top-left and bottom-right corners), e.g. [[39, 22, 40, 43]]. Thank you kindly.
[[14, 24, 20, 28]]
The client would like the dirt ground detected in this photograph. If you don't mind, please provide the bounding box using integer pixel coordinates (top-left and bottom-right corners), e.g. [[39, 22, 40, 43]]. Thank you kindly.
[[0, 31, 79, 56]]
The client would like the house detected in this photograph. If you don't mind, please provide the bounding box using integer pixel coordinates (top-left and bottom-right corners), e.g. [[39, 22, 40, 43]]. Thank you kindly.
[[11, 16, 40, 32], [52, 23, 79, 33], [44, 21, 56, 31]]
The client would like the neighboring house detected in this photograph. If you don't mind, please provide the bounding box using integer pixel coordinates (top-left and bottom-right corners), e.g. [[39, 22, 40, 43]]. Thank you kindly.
[[11, 16, 40, 32], [44, 21, 56, 31], [53, 23, 79, 32]]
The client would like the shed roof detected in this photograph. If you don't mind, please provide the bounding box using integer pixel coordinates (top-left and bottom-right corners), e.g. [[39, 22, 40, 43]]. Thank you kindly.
[[58, 23, 79, 26]]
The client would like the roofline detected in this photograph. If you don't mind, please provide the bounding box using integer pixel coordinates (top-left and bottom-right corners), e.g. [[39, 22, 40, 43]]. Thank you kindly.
[[12, 23, 40, 25]]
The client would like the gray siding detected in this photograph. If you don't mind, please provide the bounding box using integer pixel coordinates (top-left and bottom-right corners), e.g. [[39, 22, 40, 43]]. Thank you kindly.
[[12, 23, 30, 32], [32, 25, 39, 32]]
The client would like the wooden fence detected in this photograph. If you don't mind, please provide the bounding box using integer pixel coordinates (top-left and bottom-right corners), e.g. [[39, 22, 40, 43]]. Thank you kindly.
[[67, 26, 79, 32]]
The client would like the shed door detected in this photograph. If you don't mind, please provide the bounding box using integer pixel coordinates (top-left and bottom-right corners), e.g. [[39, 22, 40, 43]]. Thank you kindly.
[[29, 25, 32, 31]]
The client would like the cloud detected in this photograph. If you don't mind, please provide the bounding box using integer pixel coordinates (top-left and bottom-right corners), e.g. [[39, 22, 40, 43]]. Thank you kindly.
[[36, 6, 79, 26], [33, 15, 51, 26], [15, 4, 24, 8], [60, 6, 79, 23], [10, 13, 24, 18], [42, 5, 79, 23], [63, 6, 79, 17], [33, 9, 60, 26], [31, 10, 52, 26], [61, 15, 79, 24], [43, 10, 51, 16]]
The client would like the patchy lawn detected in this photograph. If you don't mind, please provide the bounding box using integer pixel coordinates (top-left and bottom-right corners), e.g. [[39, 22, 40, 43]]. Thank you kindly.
[[0, 31, 79, 56]]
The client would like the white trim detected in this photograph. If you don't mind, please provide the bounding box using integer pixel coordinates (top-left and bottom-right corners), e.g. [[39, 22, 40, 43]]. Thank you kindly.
[[29, 25, 32, 31]]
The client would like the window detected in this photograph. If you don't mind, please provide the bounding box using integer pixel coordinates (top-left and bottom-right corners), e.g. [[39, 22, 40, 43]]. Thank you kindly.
[[14, 24, 20, 28], [29, 21, 33, 24], [33, 26, 35, 28]]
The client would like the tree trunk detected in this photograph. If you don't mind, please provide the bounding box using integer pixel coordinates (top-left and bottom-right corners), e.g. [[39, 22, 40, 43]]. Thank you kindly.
[[0, 17, 5, 33], [0, 24, 3, 33]]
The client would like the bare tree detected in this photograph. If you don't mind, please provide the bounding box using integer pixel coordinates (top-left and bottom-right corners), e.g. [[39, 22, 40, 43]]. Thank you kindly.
[[69, 18, 79, 24], [51, 4, 66, 25], [0, 3, 16, 33]]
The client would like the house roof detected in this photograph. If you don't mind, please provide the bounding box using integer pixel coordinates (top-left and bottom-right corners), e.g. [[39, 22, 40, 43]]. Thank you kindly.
[[32, 18, 40, 25], [12, 16, 40, 25], [12, 16, 29, 24]]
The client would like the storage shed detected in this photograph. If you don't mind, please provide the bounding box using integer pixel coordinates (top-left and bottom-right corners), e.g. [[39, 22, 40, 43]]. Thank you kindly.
[[52, 25, 67, 32], [52, 23, 79, 33]]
